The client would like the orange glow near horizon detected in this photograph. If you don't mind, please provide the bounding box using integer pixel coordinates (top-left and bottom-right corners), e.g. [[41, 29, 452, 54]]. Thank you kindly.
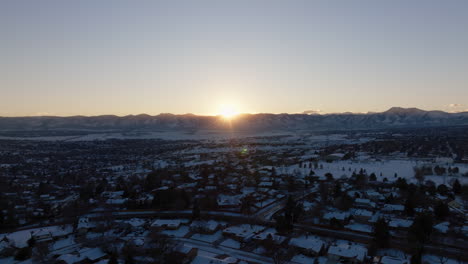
[[218, 104, 240, 120]]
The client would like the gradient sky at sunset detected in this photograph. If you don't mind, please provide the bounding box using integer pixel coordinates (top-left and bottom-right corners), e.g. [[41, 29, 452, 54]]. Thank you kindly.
[[1, 0, 468, 116]]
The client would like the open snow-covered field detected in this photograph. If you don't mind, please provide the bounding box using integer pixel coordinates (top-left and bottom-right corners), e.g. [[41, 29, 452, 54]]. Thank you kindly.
[[282, 159, 468, 186], [0, 130, 295, 141]]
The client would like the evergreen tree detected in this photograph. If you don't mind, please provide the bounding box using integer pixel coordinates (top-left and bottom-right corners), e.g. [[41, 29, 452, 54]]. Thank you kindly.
[[434, 202, 449, 220], [108, 254, 118, 264], [372, 218, 390, 248], [192, 199, 200, 220], [333, 182, 342, 198], [452, 179, 461, 194], [404, 197, 415, 216]]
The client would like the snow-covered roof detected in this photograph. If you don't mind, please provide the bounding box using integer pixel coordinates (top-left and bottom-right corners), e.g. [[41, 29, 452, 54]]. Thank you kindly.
[[120, 218, 146, 227], [252, 229, 286, 243], [388, 219, 413, 228], [77, 217, 96, 230], [1, 225, 73, 248], [380, 256, 408, 264], [106, 198, 127, 205], [289, 236, 324, 253], [382, 204, 404, 212], [191, 220, 219, 231], [355, 198, 376, 207], [351, 209, 373, 218], [259, 181, 273, 187], [151, 219, 181, 228], [328, 243, 367, 261], [434, 222, 449, 233], [291, 254, 316, 264], [323, 211, 350, 220], [223, 224, 265, 239], [345, 223, 372, 233], [217, 194, 242, 206], [175, 244, 195, 254], [57, 247, 106, 264]]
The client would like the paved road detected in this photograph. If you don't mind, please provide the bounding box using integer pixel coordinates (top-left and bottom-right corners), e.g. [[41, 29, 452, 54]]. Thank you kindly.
[[254, 188, 316, 221]]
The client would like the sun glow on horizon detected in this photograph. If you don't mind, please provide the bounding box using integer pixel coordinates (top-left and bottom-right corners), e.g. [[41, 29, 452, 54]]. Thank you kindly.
[[218, 104, 239, 120]]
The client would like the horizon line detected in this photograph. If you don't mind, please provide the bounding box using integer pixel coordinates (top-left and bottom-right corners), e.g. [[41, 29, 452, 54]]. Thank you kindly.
[[1, 107, 467, 118]]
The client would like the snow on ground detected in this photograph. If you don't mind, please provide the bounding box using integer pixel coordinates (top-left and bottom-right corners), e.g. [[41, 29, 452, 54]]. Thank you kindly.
[[344, 223, 373, 233], [433, 222, 450, 233], [0, 257, 17, 264], [161, 226, 190, 238], [220, 238, 241, 249], [0, 130, 295, 142], [0, 225, 73, 248], [289, 235, 325, 253], [290, 254, 315, 264], [291, 255, 327, 264], [191, 230, 224, 243], [117, 218, 147, 227], [222, 225, 266, 240], [282, 160, 468, 186], [51, 236, 76, 251], [422, 254, 461, 264]]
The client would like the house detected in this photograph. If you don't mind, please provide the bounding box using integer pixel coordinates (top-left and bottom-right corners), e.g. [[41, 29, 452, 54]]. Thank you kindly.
[[378, 256, 409, 264], [56, 247, 107, 264], [151, 219, 181, 230], [172, 245, 198, 264], [252, 230, 287, 245], [350, 209, 373, 223], [222, 225, 265, 241], [191, 254, 239, 264], [289, 235, 325, 256], [382, 204, 404, 213], [327, 243, 367, 263], [32, 229, 53, 243], [77, 217, 96, 234], [388, 219, 413, 230], [323, 211, 350, 224], [217, 194, 242, 209], [434, 222, 449, 233], [355, 198, 376, 209], [190, 220, 220, 234], [365, 190, 384, 201]]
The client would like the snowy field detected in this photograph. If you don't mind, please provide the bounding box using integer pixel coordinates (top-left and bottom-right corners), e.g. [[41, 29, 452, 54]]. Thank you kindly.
[[0, 130, 295, 141], [281, 159, 468, 186]]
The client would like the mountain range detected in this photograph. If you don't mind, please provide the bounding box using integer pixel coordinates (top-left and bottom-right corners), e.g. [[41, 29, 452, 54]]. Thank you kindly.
[[1, 107, 467, 132]]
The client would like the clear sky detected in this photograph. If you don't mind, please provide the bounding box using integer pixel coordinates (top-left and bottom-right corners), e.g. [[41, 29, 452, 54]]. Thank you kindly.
[[1, 0, 468, 116]]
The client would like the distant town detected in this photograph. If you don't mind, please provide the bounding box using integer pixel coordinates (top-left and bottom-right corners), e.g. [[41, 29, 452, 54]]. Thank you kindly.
[[0, 126, 467, 264]]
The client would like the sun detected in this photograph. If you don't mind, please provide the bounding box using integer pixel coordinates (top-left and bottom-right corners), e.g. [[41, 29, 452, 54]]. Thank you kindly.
[[218, 105, 239, 120]]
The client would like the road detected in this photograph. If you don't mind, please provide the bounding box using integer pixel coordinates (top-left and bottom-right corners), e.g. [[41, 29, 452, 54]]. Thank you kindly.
[[254, 188, 317, 221]]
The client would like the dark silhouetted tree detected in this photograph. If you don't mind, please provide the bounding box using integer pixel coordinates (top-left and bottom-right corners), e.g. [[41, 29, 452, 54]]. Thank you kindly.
[[434, 202, 449, 220], [192, 199, 200, 220], [372, 218, 390, 248]]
